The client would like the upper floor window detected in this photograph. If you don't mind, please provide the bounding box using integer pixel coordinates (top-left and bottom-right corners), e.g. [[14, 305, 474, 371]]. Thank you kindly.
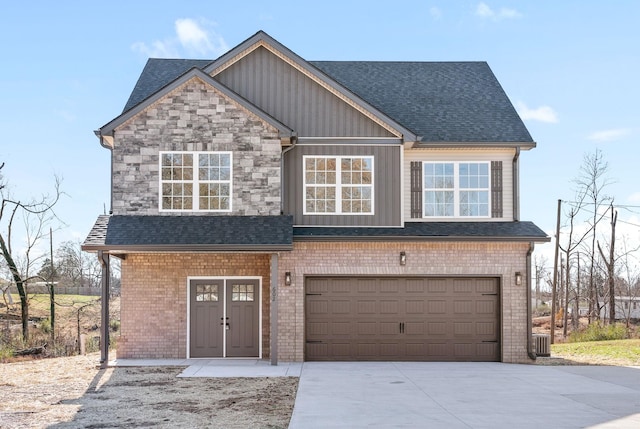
[[423, 162, 489, 217], [160, 151, 232, 212], [304, 156, 374, 215]]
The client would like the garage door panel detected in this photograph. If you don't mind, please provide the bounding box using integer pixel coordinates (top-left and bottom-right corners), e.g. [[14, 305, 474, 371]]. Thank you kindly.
[[380, 321, 400, 335], [379, 300, 399, 314], [427, 322, 447, 335], [307, 321, 328, 336], [306, 299, 328, 314], [453, 300, 473, 314], [428, 300, 447, 313], [405, 300, 425, 313], [330, 321, 351, 335], [476, 299, 497, 314], [426, 279, 448, 293], [476, 321, 497, 337], [476, 278, 499, 294], [453, 279, 475, 293], [357, 300, 377, 314], [405, 279, 426, 293], [306, 277, 500, 362], [380, 279, 400, 293], [404, 321, 425, 335]]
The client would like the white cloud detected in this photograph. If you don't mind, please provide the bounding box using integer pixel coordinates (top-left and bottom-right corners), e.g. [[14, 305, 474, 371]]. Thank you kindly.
[[132, 18, 228, 58], [430, 7, 443, 20], [476, 2, 522, 21], [587, 128, 631, 143], [515, 101, 558, 123], [628, 192, 640, 204]]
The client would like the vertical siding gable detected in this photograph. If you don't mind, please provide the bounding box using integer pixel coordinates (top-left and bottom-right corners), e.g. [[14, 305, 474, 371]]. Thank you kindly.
[[112, 78, 282, 216], [214, 46, 395, 138]]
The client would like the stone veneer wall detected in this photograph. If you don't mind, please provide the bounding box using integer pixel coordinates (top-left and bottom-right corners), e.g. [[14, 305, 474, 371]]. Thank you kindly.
[[277, 241, 531, 363], [117, 253, 271, 359], [111, 78, 282, 216]]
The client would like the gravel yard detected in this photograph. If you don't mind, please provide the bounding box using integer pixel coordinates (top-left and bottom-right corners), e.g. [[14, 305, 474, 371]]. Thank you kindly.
[[0, 353, 298, 429]]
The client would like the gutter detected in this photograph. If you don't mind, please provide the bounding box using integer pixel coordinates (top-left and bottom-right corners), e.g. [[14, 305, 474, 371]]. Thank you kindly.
[[513, 147, 520, 221], [526, 241, 537, 361]]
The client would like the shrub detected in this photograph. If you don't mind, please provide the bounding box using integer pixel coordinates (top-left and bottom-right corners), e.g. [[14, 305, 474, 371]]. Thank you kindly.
[[569, 321, 629, 343], [109, 319, 120, 332], [39, 318, 51, 334]]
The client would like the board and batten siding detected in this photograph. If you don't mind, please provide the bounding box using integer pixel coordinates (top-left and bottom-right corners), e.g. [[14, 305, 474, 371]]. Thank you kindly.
[[284, 144, 402, 226], [215, 46, 395, 138], [403, 148, 515, 222]]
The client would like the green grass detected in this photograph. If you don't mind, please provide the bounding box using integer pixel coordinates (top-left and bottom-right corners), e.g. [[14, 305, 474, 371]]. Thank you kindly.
[[568, 321, 628, 342], [551, 339, 640, 365], [8, 293, 99, 315]]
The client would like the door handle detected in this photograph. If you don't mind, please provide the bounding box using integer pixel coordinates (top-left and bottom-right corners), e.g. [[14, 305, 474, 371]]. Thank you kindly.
[[399, 322, 405, 334]]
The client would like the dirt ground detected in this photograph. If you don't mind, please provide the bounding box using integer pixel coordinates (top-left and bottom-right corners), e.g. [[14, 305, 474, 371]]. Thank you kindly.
[[0, 353, 298, 429]]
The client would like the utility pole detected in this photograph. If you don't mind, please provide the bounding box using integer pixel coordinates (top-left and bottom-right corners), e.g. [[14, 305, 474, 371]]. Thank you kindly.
[[551, 199, 561, 344], [49, 227, 55, 344]]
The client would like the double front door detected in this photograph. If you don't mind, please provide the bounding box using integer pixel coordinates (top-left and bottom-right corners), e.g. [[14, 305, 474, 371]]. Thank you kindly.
[[189, 278, 260, 358]]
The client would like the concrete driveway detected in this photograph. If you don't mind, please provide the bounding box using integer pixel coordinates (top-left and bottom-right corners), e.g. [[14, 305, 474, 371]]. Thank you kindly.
[[288, 362, 640, 429]]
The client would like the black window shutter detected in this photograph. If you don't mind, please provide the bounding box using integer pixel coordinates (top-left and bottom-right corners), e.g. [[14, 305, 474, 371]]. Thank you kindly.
[[410, 161, 422, 218], [491, 161, 503, 218]]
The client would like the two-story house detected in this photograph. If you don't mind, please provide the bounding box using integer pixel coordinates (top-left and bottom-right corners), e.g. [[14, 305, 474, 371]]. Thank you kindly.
[[83, 31, 549, 366]]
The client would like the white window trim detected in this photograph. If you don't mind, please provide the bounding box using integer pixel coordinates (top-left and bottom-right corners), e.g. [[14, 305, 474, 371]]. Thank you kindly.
[[303, 155, 375, 216], [422, 161, 491, 219], [159, 151, 233, 213]]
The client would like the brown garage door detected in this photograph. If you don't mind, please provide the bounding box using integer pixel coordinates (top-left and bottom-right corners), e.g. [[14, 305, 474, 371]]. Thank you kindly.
[[305, 277, 500, 362]]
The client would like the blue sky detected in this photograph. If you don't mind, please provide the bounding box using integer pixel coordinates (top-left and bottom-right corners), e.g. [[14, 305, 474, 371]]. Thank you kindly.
[[1, 1, 638, 268]]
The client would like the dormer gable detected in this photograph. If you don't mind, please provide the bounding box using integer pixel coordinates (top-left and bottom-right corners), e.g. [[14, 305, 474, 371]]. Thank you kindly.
[[204, 31, 415, 140]]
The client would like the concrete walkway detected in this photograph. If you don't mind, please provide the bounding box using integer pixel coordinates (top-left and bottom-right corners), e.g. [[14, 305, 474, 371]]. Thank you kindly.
[[110, 358, 640, 428], [110, 358, 302, 378], [288, 362, 640, 429]]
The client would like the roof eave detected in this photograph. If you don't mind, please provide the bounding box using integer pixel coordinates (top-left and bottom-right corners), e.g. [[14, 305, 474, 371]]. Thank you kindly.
[[81, 243, 294, 253], [293, 235, 550, 243], [414, 141, 537, 150]]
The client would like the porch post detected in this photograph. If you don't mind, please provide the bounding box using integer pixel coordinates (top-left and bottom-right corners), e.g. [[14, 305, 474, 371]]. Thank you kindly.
[[98, 251, 110, 369], [270, 253, 278, 366]]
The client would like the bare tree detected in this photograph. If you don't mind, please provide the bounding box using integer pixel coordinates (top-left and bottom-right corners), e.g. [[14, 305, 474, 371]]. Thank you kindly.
[[533, 255, 548, 308], [573, 149, 612, 322], [597, 204, 617, 323], [618, 237, 640, 327], [0, 163, 62, 341]]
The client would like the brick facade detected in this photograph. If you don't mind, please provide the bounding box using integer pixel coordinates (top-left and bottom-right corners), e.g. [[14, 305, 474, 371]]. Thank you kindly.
[[117, 253, 271, 359], [111, 78, 282, 216], [116, 241, 531, 362], [277, 241, 531, 363]]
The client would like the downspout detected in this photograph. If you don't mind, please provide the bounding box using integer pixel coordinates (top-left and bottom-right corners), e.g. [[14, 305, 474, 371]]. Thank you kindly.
[[98, 250, 111, 369], [526, 242, 536, 361], [512, 147, 520, 221], [280, 136, 297, 215], [95, 130, 115, 214]]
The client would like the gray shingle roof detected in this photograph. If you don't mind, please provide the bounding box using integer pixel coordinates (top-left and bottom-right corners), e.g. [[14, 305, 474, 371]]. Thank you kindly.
[[117, 51, 532, 144], [82, 215, 294, 252], [123, 59, 212, 113], [293, 221, 549, 242], [310, 61, 532, 143]]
